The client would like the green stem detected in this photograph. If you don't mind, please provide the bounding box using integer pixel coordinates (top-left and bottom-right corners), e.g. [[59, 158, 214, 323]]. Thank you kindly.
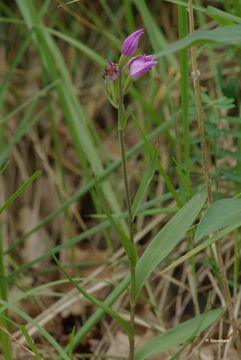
[[233, 0, 241, 16], [124, 0, 135, 33], [0, 227, 12, 360], [178, 3, 191, 195], [118, 77, 136, 360], [178, 1, 200, 317]]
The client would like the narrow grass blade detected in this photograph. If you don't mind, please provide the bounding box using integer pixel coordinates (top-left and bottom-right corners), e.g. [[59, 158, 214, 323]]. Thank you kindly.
[[0, 299, 69, 360], [46, 27, 105, 66], [0, 171, 41, 215], [100, 0, 122, 37], [6, 120, 175, 254], [195, 198, 241, 241], [0, 104, 47, 168], [175, 161, 192, 199], [131, 151, 157, 220], [132, 0, 175, 66], [132, 112, 182, 206], [160, 221, 241, 276], [95, 182, 136, 265], [63, 276, 130, 355], [0, 230, 12, 360], [233, 0, 241, 17], [206, 6, 241, 25], [163, 0, 204, 12], [7, 192, 174, 281], [16, 0, 120, 214], [67, 327, 75, 359], [19, 325, 42, 360], [134, 190, 207, 300], [135, 308, 223, 360], [1, 80, 58, 126], [124, 0, 135, 33], [0, 161, 10, 176], [178, 3, 191, 194], [156, 25, 241, 58], [0, 33, 31, 110], [53, 254, 133, 337]]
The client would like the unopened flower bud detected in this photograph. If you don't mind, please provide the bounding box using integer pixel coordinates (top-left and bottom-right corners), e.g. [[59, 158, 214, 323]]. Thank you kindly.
[[122, 29, 144, 56]]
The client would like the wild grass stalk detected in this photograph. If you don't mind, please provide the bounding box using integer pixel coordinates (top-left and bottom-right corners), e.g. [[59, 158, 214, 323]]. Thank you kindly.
[[233, 0, 241, 17], [178, 4, 190, 190], [0, 230, 12, 360], [0, 171, 40, 359], [124, 0, 135, 33], [188, 0, 241, 353], [177, 2, 201, 318]]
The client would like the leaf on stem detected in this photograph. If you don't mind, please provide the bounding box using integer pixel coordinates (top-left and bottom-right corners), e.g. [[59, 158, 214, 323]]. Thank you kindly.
[[195, 198, 241, 241], [135, 308, 224, 359], [134, 190, 207, 300]]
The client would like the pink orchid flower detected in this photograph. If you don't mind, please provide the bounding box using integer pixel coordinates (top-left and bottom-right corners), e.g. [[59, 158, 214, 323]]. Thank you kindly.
[[127, 55, 157, 80]]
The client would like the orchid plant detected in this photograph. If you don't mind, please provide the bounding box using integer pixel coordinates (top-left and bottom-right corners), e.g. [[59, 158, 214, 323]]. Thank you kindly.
[[104, 29, 156, 102], [103, 29, 157, 359]]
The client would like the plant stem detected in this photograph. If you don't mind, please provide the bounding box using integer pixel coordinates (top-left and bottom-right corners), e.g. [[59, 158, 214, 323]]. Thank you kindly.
[[233, 0, 241, 16], [188, 0, 241, 353], [178, 3, 191, 194], [0, 226, 12, 360], [178, 2, 200, 317], [118, 77, 136, 360]]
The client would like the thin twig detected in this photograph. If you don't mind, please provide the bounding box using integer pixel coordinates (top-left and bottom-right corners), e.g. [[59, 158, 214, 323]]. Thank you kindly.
[[188, 0, 241, 354]]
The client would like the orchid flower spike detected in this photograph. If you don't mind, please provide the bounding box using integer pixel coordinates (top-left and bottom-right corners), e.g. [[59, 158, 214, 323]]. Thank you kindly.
[[127, 55, 157, 80], [122, 29, 144, 56]]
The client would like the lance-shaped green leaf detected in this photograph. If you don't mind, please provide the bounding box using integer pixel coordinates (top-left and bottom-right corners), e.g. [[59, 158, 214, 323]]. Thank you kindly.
[[53, 253, 133, 337], [0, 299, 69, 360], [135, 308, 223, 360], [19, 325, 42, 360], [195, 198, 241, 242], [132, 151, 157, 220], [134, 191, 206, 300], [160, 221, 241, 276], [206, 6, 241, 25], [156, 25, 241, 59]]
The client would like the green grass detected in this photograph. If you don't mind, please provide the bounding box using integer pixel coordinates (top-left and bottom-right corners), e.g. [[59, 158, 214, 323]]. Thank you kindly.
[[1, 0, 241, 359]]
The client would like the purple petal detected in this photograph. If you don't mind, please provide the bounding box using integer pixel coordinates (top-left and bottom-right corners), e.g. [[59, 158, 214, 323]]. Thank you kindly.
[[127, 55, 157, 80]]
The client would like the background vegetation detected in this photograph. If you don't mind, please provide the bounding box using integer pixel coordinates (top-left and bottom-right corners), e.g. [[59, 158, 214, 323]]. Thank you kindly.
[[1, 0, 241, 359]]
